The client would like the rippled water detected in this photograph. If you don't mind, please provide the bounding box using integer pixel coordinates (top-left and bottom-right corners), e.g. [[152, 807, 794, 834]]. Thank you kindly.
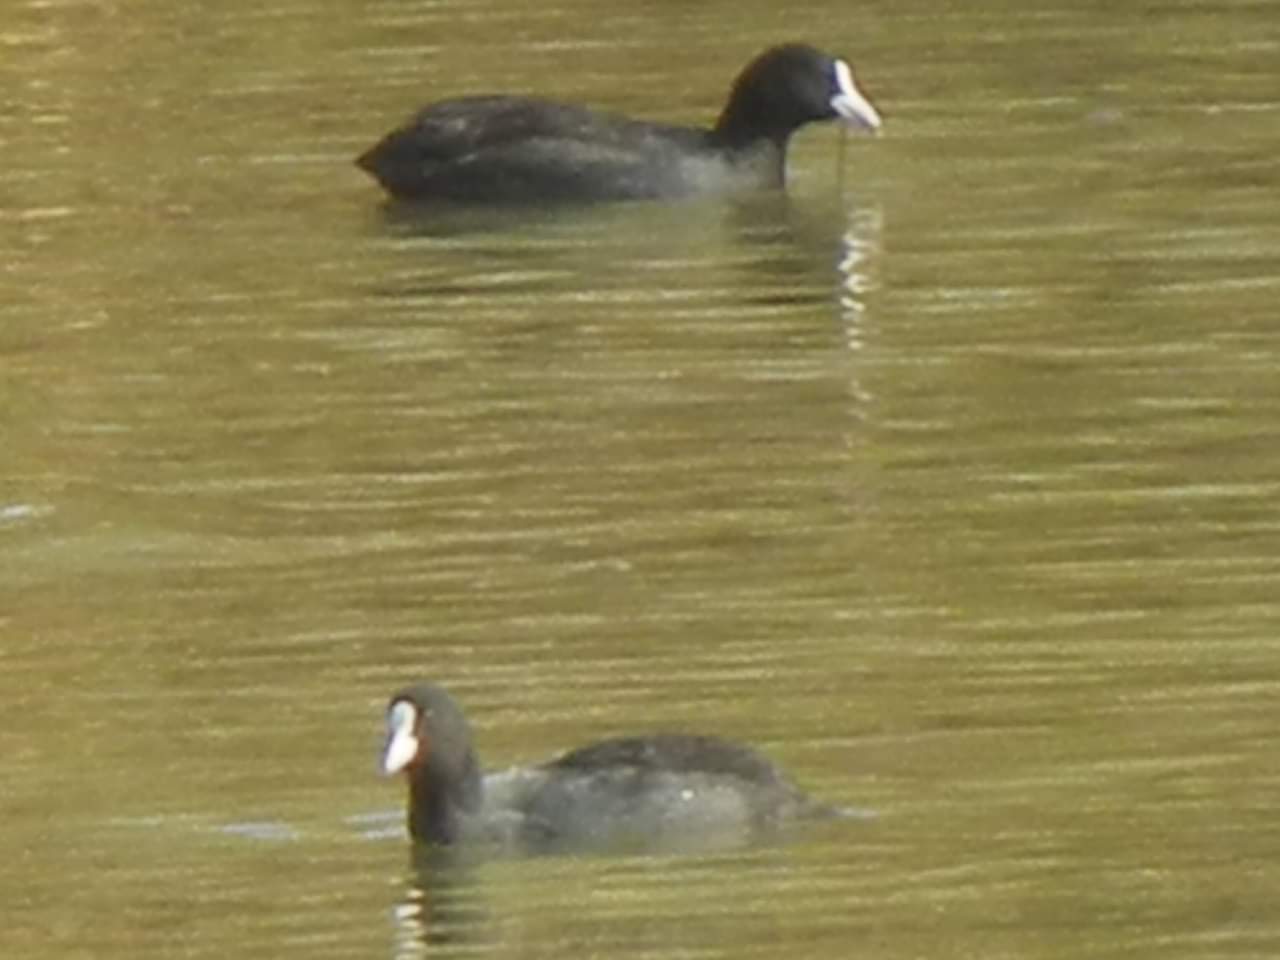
[[3, 0, 1280, 958]]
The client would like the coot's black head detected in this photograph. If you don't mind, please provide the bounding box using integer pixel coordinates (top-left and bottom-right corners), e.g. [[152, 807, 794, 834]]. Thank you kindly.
[[383, 683, 483, 841], [715, 43, 882, 148]]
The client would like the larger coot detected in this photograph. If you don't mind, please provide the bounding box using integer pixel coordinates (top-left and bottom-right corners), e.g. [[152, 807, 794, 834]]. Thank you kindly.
[[357, 43, 881, 203]]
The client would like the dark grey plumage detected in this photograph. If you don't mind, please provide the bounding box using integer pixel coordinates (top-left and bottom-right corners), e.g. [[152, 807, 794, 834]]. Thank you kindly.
[[356, 43, 881, 203], [382, 681, 857, 854]]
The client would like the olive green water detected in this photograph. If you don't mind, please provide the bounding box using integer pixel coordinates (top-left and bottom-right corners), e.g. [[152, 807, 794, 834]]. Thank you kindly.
[[3, 0, 1279, 957]]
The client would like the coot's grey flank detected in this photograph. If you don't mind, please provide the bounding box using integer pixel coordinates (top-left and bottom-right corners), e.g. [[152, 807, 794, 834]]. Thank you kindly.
[[356, 43, 881, 204], [382, 682, 853, 853]]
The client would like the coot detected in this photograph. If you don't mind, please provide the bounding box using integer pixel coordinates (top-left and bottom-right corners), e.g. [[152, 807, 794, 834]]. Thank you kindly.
[[382, 682, 854, 852], [356, 43, 881, 203]]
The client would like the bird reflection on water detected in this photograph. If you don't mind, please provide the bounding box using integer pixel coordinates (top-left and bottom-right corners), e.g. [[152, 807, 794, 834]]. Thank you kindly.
[[391, 847, 493, 958]]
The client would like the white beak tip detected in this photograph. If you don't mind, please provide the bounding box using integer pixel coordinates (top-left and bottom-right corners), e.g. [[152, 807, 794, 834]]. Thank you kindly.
[[382, 732, 419, 776]]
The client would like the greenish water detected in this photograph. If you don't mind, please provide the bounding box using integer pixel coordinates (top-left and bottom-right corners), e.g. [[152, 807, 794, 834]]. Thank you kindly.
[[3, 1, 1279, 958]]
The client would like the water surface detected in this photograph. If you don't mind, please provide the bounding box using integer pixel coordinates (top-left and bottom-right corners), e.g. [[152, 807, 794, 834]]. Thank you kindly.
[[3, 1, 1280, 958]]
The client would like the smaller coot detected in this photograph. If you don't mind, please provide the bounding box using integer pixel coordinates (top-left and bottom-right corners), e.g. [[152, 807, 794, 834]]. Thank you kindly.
[[356, 43, 881, 204], [382, 682, 857, 853]]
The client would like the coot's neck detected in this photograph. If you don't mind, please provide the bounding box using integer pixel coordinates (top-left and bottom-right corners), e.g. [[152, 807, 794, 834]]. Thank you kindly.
[[712, 110, 795, 153], [407, 753, 483, 845], [702, 124, 786, 189], [710, 99, 795, 191]]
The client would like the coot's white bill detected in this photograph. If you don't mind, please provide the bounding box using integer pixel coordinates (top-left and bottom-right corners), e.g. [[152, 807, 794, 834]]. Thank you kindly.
[[382, 699, 420, 775], [831, 60, 882, 133]]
